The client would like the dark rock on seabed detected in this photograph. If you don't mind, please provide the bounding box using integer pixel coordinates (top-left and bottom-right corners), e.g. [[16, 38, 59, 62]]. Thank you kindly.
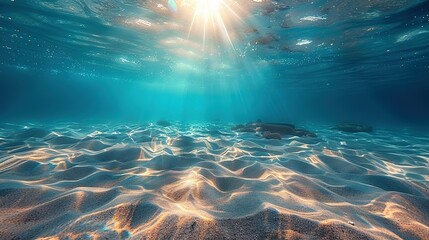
[[263, 131, 282, 140], [334, 123, 373, 133], [231, 122, 316, 139], [156, 120, 172, 127]]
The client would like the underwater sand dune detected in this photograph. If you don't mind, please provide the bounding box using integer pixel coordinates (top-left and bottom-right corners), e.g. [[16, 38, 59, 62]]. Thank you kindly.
[[0, 122, 428, 239]]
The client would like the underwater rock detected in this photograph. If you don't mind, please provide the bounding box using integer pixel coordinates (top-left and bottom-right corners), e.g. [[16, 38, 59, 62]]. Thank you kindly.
[[293, 129, 317, 137], [252, 122, 295, 135], [156, 120, 171, 127], [231, 124, 255, 132], [263, 131, 282, 140], [251, 122, 295, 134], [237, 127, 256, 133], [232, 122, 315, 138], [334, 124, 373, 133]]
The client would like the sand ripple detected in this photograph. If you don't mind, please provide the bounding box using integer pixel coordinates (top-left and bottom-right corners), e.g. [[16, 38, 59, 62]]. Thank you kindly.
[[0, 122, 428, 239]]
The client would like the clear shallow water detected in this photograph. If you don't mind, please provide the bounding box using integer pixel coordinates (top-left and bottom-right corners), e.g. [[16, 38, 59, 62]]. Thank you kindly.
[[1, 0, 429, 239], [1, 0, 429, 123], [0, 122, 428, 239]]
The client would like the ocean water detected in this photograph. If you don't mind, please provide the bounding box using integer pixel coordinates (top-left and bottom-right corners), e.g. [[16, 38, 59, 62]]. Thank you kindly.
[[1, 0, 429, 239]]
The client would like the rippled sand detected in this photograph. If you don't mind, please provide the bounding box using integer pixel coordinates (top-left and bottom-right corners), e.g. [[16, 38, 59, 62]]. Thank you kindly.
[[0, 122, 428, 239]]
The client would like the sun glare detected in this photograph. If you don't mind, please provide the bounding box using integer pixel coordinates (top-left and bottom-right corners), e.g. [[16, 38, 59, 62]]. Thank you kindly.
[[184, 0, 239, 50], [194, 0, 222, 16]]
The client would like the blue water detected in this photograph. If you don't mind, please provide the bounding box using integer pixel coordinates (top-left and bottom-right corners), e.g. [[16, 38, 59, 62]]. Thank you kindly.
[[1, 1, 429, 239], [1, 0, 428, 126]]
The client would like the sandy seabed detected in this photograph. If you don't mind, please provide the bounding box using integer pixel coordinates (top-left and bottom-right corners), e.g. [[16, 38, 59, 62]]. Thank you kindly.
[[0, 122, 428, 240]]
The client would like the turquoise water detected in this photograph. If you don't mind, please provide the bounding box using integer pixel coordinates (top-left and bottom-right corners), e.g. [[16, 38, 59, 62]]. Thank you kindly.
[[1, 1, 429, 239], [1, 0, 428, 125]]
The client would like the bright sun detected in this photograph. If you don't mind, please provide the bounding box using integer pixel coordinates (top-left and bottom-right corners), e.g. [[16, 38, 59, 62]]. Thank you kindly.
[[194, 0, 222, 16], [187, 0, 238, 49]]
